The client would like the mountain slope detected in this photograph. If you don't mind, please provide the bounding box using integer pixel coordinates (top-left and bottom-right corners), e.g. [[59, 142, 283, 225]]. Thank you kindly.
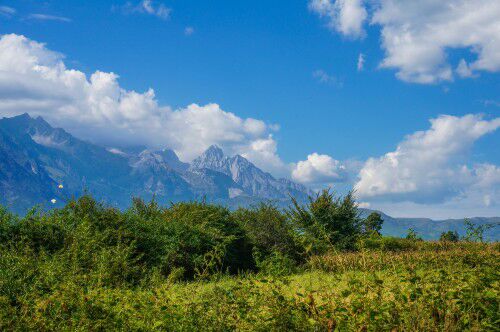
[[360, 208, 500, 241], [0, 114, 311, 211], [191, 145, 311, 201]]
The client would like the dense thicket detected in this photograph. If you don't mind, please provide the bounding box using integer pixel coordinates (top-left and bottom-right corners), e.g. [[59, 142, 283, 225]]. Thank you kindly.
[[0, 190, 369, 282], [0, 192, 498, 330]]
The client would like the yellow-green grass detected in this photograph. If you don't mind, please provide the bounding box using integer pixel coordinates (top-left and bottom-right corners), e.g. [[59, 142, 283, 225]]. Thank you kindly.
[[1, 244, 498, 331]]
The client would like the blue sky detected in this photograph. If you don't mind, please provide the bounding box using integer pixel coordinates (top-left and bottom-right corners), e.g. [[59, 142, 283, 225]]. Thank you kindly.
[[0, 0, 499, 218]]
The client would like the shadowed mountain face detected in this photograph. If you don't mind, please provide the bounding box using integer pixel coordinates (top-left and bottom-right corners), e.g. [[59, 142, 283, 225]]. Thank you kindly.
[[0, 114, 311, 212], [190, 145, 311, 201], [0, 114, 497, 240]]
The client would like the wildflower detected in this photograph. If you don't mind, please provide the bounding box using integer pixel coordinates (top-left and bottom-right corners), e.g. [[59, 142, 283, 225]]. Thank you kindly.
[[51, 199, 57, 204], [58, 184, 64, 189]]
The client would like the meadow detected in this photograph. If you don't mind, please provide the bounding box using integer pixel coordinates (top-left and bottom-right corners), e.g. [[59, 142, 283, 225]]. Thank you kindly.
[[0, 192, 498, 331]]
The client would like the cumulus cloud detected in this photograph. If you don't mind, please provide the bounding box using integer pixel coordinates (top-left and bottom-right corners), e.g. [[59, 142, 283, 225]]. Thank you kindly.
[[355, 114, 500, 204], [184, 26, 195, 36], [311, 0, 500, 84], [372, 0, 500, 83], [0, 34, 287, 174], [292, 153, 347, 186], [309, 0, 367, 39], [116, 0, 171, 20]]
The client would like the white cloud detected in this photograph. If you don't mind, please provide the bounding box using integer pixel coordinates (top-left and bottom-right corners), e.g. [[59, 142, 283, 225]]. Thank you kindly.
[[241, 135, 289, 176], [116, 0, 171, 20], [373, 0, 500, 83], [309, 0, 367, 39], [358, 201, 370, 208], [292, 153, 347, 186], [483, 100, 500, 108], [0, 6, 15, 17], [27, 14, 72, 23], [357, 53, 365, 71], [311, 0, 500, 84], [184, 26, 195, 36], [0, 34, 288, 174], [355, 114, 500, 204], [456, 59, 475, 78], [313, 69, 343, 87]]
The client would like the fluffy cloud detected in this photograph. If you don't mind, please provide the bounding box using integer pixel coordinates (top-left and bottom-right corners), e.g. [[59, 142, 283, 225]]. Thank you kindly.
[[0, 34, 286, 173], [372, 0, 500, 83], [355, 114, 500, 204], [292, 153, 347, 186], [309, 0, 367, 39], [310, 0, 500, 83]]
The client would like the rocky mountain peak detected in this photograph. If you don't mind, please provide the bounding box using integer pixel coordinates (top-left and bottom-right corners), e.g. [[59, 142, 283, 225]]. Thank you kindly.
[[191, 145, 226, 169]]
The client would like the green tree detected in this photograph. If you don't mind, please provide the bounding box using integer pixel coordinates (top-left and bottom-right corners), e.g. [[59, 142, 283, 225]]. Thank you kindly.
[[406, 228, 422, 241], [233, 203, 302, 264], [439, 230, 459, 242], [463, 218, 495, 243], [287, 189, 362, 252], [362, 212, 384, 235]]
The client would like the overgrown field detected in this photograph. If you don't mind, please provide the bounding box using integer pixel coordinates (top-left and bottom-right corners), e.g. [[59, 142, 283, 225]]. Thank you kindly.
[[0, 193, 498, 331]]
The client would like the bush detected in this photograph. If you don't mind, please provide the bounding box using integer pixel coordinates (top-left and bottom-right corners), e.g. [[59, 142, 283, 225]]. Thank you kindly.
[[287, 190, 362, 253], [233, 203, 302, 263], [406, 228, 423, 241], [439, 230, 459, 242], [357, 235, 419, 251], [254, 250, 296, 276], [125, 199, 254, 279]]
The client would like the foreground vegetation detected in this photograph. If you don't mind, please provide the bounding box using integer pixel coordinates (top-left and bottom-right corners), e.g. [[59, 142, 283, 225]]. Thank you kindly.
[[0, 192, 498, 331]]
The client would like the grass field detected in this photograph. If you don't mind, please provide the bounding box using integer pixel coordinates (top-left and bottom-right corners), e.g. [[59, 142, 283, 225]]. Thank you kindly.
[[0, 196, 498, 331], [1, 243, 498, 331]]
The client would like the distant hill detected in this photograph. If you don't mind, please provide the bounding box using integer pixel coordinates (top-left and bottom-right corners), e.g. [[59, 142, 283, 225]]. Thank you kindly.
[[0, 113, 310, 212], [360, 209, 499, 241], [0, 113, 498, 240]]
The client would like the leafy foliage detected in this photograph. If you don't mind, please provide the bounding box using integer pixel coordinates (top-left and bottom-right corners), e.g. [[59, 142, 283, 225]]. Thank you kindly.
[[287, 189, 362, 252], [362, 212, 384, 235], [406, 228, 423, 241], [439, 230, 460, 242], [0, 195, 498, 331], [463, 218, 496, 243]]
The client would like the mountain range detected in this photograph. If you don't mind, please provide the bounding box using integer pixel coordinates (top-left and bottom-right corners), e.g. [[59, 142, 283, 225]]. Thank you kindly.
[[0, 113, 498, 240], [0, 113, 311, 212]]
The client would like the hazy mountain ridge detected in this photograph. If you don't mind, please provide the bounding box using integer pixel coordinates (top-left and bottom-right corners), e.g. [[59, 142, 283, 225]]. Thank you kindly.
[[0, 113, 498, 240], [0, 113, 310, 212], [359, 209, 499, 241]]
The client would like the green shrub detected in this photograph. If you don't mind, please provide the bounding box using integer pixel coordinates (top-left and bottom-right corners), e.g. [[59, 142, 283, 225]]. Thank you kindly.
[[406, 228, 423, 241], [254, 250, 296, 276], [357, 235, 419, 251], [439, 230, 460, 242], [125, 199, 254, 279], [233, 203, 302, 264], [287, 189, 362, 253]]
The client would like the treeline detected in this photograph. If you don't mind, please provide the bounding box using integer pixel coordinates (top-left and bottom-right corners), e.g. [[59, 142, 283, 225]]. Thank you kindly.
[[0, 190, 491, 282]]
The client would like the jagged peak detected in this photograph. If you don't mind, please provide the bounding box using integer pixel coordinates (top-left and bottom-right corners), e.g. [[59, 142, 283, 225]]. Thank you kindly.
[[16, 112, 32, 120], [204, 144, 224, 156], [194, 145, 225, 163]]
